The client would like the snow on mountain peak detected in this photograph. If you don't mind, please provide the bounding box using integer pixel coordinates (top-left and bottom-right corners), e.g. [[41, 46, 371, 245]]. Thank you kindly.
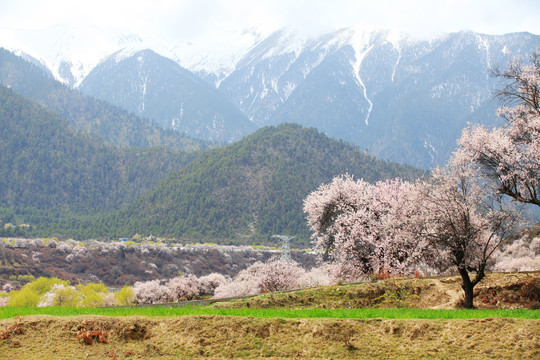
[[151, 27, 267, 86], [0, 22, 143, 87]]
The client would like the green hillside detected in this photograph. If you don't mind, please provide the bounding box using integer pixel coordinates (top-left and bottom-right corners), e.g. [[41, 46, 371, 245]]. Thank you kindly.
[[105, 124, 424, 246], [0, 83, 424, 243], [0, 85, 194, 236]]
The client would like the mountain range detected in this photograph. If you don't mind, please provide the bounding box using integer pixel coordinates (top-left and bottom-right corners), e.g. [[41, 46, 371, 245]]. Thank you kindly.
[[2, 25, 538, 167]]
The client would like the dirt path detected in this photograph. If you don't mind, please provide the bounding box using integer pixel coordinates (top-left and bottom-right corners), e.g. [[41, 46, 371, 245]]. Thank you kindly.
[[428, 279, 464, 309]]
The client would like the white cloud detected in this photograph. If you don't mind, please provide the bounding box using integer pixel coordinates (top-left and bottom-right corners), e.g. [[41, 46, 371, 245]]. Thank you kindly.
[[0, 0, 539, 41]]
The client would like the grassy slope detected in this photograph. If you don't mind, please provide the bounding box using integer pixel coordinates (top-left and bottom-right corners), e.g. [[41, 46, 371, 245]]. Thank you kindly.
[[0, 272, 538, 359], [212, 272, 540, 311]]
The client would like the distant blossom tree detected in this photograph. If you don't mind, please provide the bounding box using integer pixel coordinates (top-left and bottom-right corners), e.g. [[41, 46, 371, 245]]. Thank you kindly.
[[491, 234, 540, 272], [166, 275, 200, 300], [454, 51, 540, 207], [257, 259, 305, 293], [133, 280, 172, 305], [198, 273, 227, 296]]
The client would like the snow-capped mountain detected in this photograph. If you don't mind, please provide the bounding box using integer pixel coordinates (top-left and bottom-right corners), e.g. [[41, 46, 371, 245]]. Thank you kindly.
[[218, 28, 540, 167], [1, 23, 539, 167], [0, 23, 266, 88], [157, 27, 268, 87], [79, 49, 256, 143], [0, 22, 143, 87]]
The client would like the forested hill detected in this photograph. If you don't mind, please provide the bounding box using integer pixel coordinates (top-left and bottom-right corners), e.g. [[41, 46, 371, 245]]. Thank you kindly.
[[0, 85, 194, 217], [105, 124, 424, 246], [0, 48, 204, 152]]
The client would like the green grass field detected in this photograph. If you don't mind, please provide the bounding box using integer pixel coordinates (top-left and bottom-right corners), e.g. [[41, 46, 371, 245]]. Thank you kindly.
[[1, 305, 538, 320]]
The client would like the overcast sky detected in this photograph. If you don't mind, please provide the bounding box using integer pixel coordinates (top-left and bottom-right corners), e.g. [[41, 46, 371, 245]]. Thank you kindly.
[[1, 0, 539, 42]]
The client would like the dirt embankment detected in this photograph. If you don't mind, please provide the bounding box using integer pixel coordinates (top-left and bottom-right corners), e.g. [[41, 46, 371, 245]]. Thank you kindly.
[[0, 315, 538, 359]]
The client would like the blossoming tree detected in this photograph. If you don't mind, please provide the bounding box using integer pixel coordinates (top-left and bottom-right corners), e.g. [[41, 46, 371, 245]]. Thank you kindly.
[[410, 165, 520, 308], [304, 167, 519, 308], [303, 175, 428, 280], [455, 51, 540, 207]]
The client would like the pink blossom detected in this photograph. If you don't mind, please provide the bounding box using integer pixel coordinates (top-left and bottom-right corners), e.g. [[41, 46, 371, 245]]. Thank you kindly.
[[166, 275, 200, 300], [454, 51, 540, 207], [133, 280, 172, 305]]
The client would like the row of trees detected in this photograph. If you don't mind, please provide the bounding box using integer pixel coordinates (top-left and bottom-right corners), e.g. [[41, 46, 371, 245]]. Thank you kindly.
[[304, 52, 540, 308]]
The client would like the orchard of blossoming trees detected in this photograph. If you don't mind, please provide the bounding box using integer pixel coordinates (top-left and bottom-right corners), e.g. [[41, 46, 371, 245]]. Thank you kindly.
[[304, 52, 539, 308]]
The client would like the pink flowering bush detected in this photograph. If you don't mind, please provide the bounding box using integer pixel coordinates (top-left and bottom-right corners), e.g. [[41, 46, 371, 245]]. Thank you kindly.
[[166, 275, 200, 300], [213, 260, 311, 298], [198, 273, 227, 296], [133, 280, 172, 305], [257, 260, 305, 293], [213, 278, 259, 299], [296, 267, 333, 288], [213, 263, 265, 299], [102, 292, 117, 307]]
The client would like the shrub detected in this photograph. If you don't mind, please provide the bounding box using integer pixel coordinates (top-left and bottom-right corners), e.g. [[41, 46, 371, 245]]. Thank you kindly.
[[8, 287, 42, 307], [166, 275, 200, 301], [8, 277, 68, 306], [133, 280, 172, 304], [77, 283, 108, 307], [114, 286, 135, 306]]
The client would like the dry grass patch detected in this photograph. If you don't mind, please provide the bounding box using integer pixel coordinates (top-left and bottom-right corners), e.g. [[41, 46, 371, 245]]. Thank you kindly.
[[0, 315, 538, 359]]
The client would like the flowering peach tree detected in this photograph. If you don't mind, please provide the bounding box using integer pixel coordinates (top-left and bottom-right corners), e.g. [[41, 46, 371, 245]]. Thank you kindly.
[[411, 165, 520, 308], [304, 167, 520, 308], [455, 51, 540, 207], [303, 175, 428, 280]]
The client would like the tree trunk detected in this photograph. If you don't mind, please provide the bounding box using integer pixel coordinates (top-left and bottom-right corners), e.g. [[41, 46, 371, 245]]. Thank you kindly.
[[459, 268, 475, 309], [462, 281, 475, 309]]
